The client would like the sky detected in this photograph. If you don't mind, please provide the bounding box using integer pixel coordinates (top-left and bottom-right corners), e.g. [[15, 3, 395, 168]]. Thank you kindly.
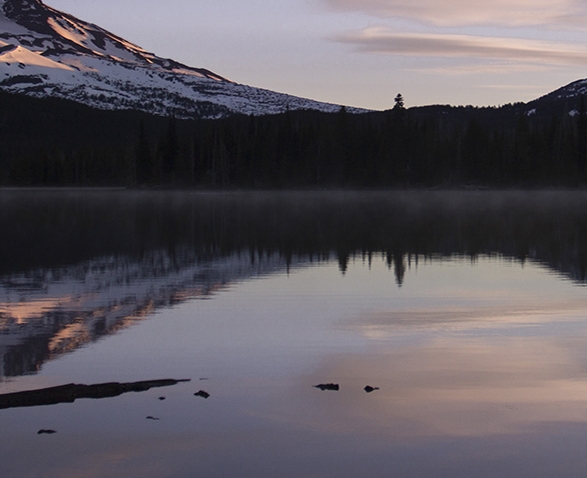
[[46, 0, 587, 110]]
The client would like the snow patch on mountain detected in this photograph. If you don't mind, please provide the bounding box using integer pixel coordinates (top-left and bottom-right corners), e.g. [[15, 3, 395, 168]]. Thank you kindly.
[[0, 0, 363, 118], [0, 43, 72, 69]]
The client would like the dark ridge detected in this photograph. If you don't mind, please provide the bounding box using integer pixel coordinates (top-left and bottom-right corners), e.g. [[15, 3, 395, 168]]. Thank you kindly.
[[0, 44, 16, 54], [0, 75, 44, 86], [3, 0, 64, 39]]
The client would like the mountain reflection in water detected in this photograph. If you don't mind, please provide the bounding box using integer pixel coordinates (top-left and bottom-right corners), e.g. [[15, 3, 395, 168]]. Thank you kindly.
[[1, 190, 587, 379]]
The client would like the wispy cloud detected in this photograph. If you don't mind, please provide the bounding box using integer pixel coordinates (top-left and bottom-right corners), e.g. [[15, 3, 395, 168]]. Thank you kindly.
[[478, 84, 547, 91], [323, 0, 587, 28], [334, 28, 587, 66], [410, 63, 561, 76]]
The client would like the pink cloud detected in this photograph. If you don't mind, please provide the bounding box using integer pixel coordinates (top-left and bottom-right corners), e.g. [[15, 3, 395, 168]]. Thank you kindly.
[[334, 28, 587, 65], [323, 0, 587, 27]]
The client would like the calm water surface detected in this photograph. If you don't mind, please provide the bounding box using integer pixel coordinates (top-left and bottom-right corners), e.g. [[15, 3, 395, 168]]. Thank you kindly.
[[2, 191, 587, 477]]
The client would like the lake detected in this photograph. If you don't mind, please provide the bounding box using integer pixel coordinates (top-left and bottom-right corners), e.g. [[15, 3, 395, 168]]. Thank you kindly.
[[2, 190, 587, 477]]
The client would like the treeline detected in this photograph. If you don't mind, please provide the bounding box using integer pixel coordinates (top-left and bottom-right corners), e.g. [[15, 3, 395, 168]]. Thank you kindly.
[[1, 90, 587, 187]]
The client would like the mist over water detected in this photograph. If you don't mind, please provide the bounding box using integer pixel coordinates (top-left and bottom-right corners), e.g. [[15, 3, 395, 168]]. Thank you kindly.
[[2, 190, 587, 477], [1, 189, 587, 276]]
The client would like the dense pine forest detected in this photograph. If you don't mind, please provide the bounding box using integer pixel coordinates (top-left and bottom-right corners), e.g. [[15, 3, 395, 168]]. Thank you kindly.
[[1, 90, 587, 187]]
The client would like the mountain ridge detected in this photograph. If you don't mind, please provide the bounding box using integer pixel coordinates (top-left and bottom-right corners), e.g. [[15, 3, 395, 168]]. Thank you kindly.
[[1, 0, 587, 119], [0, 0, 359, 118]]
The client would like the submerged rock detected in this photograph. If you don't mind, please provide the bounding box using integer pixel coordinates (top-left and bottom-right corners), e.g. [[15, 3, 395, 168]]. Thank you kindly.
[[364, 386, 380, 393], [194, 390, 210, 399], [313, 383, 340, 391], [146, 416, 160, 421], [37, 429, 57, 435]]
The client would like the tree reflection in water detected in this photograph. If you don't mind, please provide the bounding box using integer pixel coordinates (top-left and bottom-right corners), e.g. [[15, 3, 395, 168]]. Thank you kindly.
[[1, 190, 587, 378]]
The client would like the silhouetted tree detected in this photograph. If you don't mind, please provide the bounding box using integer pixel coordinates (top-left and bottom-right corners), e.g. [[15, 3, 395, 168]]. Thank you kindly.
[[161, 116, 179, 180], [136, 120, 152, 184], [577, 95, 587, 177]]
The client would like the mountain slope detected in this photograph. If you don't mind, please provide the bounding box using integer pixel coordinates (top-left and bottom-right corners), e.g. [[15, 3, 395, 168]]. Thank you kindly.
[[522, 78, 587, 120], [0, 0, 356, 118]]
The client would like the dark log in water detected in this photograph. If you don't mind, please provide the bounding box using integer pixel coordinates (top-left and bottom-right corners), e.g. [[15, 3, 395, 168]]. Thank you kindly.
[[0, 379, 191, 410]]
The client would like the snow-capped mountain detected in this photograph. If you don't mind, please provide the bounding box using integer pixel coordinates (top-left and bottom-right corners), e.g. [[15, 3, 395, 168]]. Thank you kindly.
[[0, 0, 356, 118], [522, 78, 587, 118], [533, 79, 587, 103]]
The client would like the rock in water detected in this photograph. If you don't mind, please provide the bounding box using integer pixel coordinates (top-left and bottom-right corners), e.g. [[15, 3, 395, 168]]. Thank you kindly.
[[194, 390, 210, 399], [364, 386, 380, 393], [313, 383, 340, 391]]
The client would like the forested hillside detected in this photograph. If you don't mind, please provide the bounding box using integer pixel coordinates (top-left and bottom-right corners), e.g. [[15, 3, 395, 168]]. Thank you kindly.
[[2, 91, 587, 188]]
